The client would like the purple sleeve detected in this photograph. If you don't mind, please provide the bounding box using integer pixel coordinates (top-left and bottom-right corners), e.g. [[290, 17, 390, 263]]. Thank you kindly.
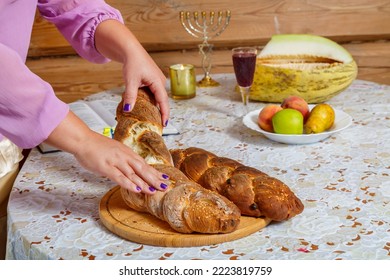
[[0, 44, 69, 149], [37, 0, 124, 63]]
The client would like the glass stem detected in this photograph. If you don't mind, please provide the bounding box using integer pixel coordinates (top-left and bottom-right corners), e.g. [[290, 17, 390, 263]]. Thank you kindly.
[[239, 86, 250, 106]]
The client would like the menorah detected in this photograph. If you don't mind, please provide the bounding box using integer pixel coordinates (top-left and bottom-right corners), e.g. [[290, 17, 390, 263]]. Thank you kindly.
[[180, 10, 231, 87]]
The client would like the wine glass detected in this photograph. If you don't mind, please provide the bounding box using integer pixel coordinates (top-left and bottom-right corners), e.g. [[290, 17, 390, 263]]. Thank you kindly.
[[232, 47, 258, 106]]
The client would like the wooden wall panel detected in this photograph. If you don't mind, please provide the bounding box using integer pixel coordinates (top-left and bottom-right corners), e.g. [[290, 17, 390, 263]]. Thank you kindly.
[[28, 0, 390, 57], [26, 40, 390, 103], [25, 0, 390, 103]]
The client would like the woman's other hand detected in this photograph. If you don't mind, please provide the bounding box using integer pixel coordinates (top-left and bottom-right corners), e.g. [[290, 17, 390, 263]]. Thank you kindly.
[[45, 111, 170, 195]]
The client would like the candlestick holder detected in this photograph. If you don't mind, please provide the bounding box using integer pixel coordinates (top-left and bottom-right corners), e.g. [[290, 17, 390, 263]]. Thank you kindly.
[[180, 10, 231, 87]]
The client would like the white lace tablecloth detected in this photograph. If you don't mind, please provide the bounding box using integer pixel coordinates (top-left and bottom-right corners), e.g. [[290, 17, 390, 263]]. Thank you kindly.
[[6, 74, 390, 260]]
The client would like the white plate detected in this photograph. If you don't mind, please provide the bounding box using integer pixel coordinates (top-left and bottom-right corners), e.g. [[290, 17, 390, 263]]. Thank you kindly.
[[243, 105, 353, 144]]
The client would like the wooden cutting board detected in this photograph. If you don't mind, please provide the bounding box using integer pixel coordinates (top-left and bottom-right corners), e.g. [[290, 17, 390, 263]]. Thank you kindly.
[[99, 186, 271, 247]]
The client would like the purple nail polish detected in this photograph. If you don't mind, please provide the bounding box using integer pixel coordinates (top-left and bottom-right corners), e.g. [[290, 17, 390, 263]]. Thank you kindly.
[[165, 120, 169, 126], [162, 174, 169, 179], [135, 186, 142, 192], [123, 103, 131, 112], [160, 183, 168, 190], [149, 186, 156, 192]]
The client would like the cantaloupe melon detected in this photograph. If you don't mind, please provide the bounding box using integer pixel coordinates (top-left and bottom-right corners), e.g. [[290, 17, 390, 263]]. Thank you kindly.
[[250, 34, 357, 103]]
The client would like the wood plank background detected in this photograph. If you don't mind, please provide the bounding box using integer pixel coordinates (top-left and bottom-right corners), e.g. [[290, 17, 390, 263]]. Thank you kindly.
[[26, 0, 390, 103]]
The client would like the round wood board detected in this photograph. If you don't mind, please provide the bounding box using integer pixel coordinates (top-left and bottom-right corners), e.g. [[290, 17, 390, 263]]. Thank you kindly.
[[99, 186, 271, 247]]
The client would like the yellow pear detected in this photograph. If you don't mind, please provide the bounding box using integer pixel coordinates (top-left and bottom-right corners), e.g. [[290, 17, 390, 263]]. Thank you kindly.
[[304, 104, 335, 134]]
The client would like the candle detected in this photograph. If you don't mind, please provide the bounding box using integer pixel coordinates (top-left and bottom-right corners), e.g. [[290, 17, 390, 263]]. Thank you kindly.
[[169, 64, 196, 99]]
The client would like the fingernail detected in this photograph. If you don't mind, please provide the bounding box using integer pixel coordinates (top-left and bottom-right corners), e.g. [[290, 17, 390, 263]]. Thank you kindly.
[[162, 174, 169, 179], [123, 103, 131, 112], [160, 183, 168, 190], [149, 186, 156, 192], [135, 186, 142, 192], [165, 120, 169, 127]]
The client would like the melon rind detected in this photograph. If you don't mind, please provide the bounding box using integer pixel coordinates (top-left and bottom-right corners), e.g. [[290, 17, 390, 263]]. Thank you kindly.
[[259, 34, 353, 63]]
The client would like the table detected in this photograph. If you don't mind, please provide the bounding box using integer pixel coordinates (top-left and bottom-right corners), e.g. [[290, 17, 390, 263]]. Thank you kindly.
[[6, 74, 390, 260]]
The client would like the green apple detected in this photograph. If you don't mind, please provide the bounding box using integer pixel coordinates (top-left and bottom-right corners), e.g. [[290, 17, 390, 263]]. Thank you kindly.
[[272, 109, 304, 134]]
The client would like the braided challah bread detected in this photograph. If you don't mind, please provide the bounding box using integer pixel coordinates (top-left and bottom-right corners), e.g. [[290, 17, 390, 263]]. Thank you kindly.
[[113, 87, 303, 233], [114, 88, 241, 234], [170, 147, 304, 221]]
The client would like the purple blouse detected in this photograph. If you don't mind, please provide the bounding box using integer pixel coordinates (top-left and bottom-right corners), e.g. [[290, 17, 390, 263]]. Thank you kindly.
[[0, 0, 123, 148]]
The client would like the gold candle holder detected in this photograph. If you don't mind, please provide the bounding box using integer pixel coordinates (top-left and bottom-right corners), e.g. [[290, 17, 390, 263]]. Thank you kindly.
[[169, 64, 196, 99]]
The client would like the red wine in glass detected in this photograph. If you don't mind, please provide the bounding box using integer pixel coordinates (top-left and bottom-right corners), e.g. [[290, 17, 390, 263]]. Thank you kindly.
[[232, 53, 257, 87], [232, 47, 257, 106]]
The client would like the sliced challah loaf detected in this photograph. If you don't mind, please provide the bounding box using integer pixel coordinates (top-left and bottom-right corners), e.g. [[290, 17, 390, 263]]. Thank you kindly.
[[114, 88, 241, 234], [114, 87, 303, 233]]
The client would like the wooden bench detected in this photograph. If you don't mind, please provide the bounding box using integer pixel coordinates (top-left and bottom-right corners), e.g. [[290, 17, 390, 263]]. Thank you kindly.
[[27, 0, 390, 103]]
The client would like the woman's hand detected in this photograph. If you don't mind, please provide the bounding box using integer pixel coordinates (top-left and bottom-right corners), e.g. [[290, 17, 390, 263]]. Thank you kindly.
[[94, 20, 170, 127], [75, 132, 170, 195], [45, 111, 170, 195]]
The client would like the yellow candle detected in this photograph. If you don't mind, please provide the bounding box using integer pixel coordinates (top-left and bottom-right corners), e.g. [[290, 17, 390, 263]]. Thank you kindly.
[[169, 64, 196, 99]]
